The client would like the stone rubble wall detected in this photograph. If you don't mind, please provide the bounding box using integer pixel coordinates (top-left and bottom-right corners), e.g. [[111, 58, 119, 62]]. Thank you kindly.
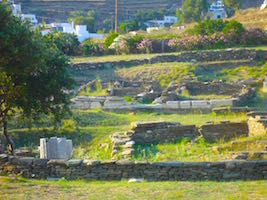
[[248, 112, 267, 136], [72, 49, 267, 70], [199, 122, 249, 142], [0, 154, 266, 181], [130, 122, 198, 144], [110, 121, 249, 159]]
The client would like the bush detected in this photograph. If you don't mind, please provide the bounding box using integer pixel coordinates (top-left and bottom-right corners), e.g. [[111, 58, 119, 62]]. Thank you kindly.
[[168, 33, 231, 51], [222, 20, 245, 36], [104, 32, 119, 49], [81, 40, 104, 56], [109, 35, 143, 54], [189, 20, 227, 35], [137, 39, 153, 53], [59, 119, 76, 134], [44, 32, 80, 56], [240, 28, 266, 46]]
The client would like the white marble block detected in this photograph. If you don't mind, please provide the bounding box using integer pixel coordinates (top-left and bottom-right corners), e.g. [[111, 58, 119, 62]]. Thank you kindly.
[[180, 101, 191, 109], [40, 137, 73, 160]]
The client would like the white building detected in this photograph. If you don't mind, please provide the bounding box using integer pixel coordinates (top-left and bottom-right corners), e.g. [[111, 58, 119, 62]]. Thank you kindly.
[[21, 14, 38, 25], [207, 0, 227, 19], [144, 16, 178, 28], [10, 3, 21, 16], [45, 23, 104, 42], [7, 1, 38, 25]]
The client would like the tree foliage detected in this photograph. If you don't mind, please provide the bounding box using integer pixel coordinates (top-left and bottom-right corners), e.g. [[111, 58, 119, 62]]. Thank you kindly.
[[177, 0, 209, 23], [223, 0, 242, 10], [68, 10, 96, 32], [0, 4, 74, 153], [44, 32, 80, 56]]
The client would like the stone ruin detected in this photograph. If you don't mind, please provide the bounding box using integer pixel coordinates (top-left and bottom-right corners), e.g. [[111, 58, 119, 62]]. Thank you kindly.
[[248, 111, 267, 136], [110, 121, 249, 159], [40, 137, 73, 160], [263, 75, 267, 89]]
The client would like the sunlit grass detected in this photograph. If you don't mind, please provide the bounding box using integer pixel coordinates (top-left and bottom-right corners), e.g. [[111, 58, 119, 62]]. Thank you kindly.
[[1, 176, 267, 200]]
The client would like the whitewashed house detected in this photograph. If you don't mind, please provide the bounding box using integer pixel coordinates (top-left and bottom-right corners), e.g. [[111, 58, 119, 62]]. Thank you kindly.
[[207, 0, 227, 19], [10, 3, 21, 16], [145, 16, 178, 28], [44, 23, 104, 42], [21, 14, 38, 25]]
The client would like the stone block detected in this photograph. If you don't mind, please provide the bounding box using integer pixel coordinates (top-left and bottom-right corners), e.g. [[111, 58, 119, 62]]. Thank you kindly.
[[210, 99, 233, 108], [165, 101, 180, 109], [103, 97, 128, 109], [40, 137, 72, 160], [191, 100, 210, 109], [66, 159, 83, 167], [90, 102, 102, 109], [180, 101, 191, 109]]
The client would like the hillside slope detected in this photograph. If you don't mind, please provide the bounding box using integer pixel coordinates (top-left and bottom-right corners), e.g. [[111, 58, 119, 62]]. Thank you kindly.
[[16, 0, 264, 24]]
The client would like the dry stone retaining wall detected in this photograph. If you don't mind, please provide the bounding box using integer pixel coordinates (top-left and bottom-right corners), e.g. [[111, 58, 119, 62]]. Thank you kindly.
[[0, 154, 266, 181], [72, 49, 267, 70]]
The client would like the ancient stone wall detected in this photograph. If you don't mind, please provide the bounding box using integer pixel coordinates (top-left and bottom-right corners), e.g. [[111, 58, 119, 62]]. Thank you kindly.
[[110, 121, 250, 159], [129, 122, 198, 144], [248, 112, 267, 136], [199, 122, 249, 142], [72, 49, 267, 70], [1, 154, 266, 181]]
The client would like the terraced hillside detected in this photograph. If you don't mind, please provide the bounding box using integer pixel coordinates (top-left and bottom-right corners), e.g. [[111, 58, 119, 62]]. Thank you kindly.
[[16, 0, 179, 23], [16, 0, 263, 24]]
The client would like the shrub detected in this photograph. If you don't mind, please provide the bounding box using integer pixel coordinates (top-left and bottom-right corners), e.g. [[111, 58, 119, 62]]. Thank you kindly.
[[189, 20, 227, 35], [222, 20, 245, 36], [59, 119, 76, 134], [81, 40, 105, 56], [137, 39, 153, 54], [168, 33, 231, 51], [104, 32, 119, 49], [240, 28, 266, 46], [110, 35, 143, 54], [44, 31, 80, 56]]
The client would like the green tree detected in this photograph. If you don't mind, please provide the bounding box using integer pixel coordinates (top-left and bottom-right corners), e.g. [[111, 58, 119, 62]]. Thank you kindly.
[[44, 31, 80, 56], [0, 4, 74, 154], [68, 10, 96, 32], [223, 0, 242, 10], [177, 0, 209, 23], [120, 19, 139, 33]]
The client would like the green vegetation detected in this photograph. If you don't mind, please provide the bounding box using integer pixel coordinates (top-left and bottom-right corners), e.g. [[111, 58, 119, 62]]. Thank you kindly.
[[68, 10, 96, 32], [0, 4, 73, 154], [134, 134, 267, 162], [1, 176, 267, 200], [188, 19, 244, 35], [44, 31, 80, 56], [177, 0, 209, 23], [9, 110, 247, 160]]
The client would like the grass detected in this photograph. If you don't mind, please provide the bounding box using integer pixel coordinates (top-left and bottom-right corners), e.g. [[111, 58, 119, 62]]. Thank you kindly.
[[133, 134, 267, 162], [71, 53, 163, 63], [181, 90, 232, 100], [71, 46, 267, 64], [8, 110, 247, 161], [230, 8, 267, 29], [0, 176, 267, 200]]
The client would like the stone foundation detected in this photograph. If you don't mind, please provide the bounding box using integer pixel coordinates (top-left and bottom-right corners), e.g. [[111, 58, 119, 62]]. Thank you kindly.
[[248, 112, 267, 136], [199, 122, 249, 142], [110, 121, 249, 158], [0, 154, 266, 181]]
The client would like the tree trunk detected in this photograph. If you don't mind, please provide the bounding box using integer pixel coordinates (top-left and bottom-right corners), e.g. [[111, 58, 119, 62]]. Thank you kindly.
[[3, 120, 14, 155]]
